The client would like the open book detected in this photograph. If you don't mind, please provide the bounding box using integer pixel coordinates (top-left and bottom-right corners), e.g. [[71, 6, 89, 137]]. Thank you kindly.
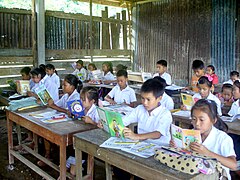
[[181, 93, 194, 110], [221, 114, 240, 122], [34, 84, 53, 105], [171, 124, 202, 150], [67, 100, 85, 119], [141, 72, 152, 82], [16, 80, 30, 96], [97, 107, 125, 139]]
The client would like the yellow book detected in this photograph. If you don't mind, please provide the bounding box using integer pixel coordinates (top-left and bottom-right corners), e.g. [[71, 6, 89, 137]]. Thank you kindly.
[[181, 93, 194, 111], [16, 80, 30, 96]]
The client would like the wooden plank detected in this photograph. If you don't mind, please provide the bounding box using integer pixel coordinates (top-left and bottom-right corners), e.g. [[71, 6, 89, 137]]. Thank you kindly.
[[122, 10, 127, 50], [0, 49, 32, 56], [0, 8, 31, 15], [102, 8, 110, 49], [0, 56, 33, 64], [77, 0, 128, 8], [31, 0, 37, 67]]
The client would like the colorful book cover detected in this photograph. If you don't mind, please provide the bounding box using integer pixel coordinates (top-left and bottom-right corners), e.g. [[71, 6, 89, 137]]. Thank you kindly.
[[67, 100, 85, 119], [34, 84, 52, 105], [97, 107, 125, 139], [16, 80, 30, 96], [171, 124, 202, 150], [181, 93, 194, 110], [77, 72, 86, 82]]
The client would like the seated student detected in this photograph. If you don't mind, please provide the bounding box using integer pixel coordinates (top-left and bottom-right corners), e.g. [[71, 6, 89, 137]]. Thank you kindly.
[[192, 76, 222, 116], [28, 67, 59, 102], [170, 99, 237, 179], [87, 63, 97, 81], [153, 59, 172, 85], [72, 59, 88, 82], [217, 83, 234, 107], [104, 70, 136, 108], [186, 59, 205, 93], [115, 64, 127, 72], [206, 65, 219, 85], [122, 78, 172, 145], [153, 76, 174, 110], [38, 74, 82, 167], [223, 71, 240, 85], [101, 61, 115, 84], [20, 67, 35, 89], [45, 64, 60, 88]]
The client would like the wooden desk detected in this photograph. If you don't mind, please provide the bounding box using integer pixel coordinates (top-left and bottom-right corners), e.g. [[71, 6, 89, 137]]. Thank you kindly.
[[7, 107, 96, 180], [172, 114, 240, 135], [0, 94, 10, 106], [74, 129, 218, 180]]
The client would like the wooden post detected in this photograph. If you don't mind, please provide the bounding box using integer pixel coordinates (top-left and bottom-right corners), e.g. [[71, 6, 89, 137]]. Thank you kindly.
[[89, 0, 93, 62], [122, 10, 127, 50], [35, 0, 45, 65], [101, 7, 110, 49], [31, 0, 37, 67]]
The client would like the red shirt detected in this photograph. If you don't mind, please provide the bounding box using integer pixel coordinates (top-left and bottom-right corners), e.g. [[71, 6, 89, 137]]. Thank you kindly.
[[210, 74, 219, 84]]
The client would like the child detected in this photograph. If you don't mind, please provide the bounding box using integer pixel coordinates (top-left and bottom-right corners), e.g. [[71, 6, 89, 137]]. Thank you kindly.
[[45, 64, 60, 88], [20, 67, 35, 91], [153, 59, 172, 85], [115, 64, 127, 72], [104, 70, 136, 108], [87, 63, 97, 81], [170, 99, 237, 179], [153, 76, 174, 110], [123, 78, 172, 145], [101, 61, 115, 85], [188, 59, 205, 92], [192, 76, 222, 116], [72, 60, 87, 82], [28, 67, 59, 102], [217, 83, 234, 107], [224, 71, 240, 85], [206, 65, 219, 85]]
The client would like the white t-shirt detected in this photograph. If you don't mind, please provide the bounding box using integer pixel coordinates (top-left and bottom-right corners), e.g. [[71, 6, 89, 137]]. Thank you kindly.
[[85, 104, 100, 123], [123, 105, 172, 145], [153, 72, 172, 85], [202, 126, 236, 180], [160, 92, 174, 110], [107, 85, 137, 104], [102, 71, 115, 82], [55, 89, 80, 109], [223, 79, 234, 85], [49, 73, 60, 88], [72, 68, 87, 82], [193, 93, 222, 116], [228, 99, 240, 116]]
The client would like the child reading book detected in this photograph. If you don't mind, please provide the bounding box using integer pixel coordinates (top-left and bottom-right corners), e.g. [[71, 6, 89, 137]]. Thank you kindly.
[[122, 78, 172, 145], [170, 99, 237, 179], [104, 70, 136, 108], [101, 61, 115, 84], [217, 83, 234, 107], [153, 59, 172, 85], [72, 59, 88, 82], [20, 67, 35, 89], [45, 64, 60, 88]]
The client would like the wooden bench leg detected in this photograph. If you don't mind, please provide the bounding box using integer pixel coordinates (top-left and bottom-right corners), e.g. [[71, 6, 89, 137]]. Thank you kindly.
[[105, 162, 112, 180]]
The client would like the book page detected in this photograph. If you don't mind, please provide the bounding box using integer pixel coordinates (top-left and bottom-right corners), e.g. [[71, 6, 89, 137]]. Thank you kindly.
[[182, 129, 202, 149], [171, 124, 184, 148], [100, 137, 137, 149], [35, 84, 52, 105], [97, 107, 109, 133]]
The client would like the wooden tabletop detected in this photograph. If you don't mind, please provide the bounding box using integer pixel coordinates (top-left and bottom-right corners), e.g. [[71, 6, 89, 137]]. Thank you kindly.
[[74, 128, 218, 180]]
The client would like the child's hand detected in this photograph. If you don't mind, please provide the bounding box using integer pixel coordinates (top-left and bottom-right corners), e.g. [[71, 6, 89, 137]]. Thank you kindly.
[[123, 127, 138, 140], [48, 99, 54, 106], [82, 116, 94, 124], [190, 142, 210, 156], [103, 80, 112, 85], [109, 99, 117, 105], [27, 91, 34, 97], [169, 139, 177, 148], [97, 121, 104, 129], [181, 105, 187, 111]]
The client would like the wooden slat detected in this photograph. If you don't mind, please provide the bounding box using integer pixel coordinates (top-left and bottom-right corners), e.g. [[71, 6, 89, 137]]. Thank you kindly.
[[0, 56, 33, 64], [0, 49, 32, 56], [0, 8, 31, 15]]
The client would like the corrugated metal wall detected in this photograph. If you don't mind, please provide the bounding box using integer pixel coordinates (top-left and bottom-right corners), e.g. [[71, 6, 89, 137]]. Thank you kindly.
[[134, 0, 238, 85]]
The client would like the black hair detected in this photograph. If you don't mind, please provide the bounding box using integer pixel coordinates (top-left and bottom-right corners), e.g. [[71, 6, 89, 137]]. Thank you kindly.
[[156, 59, 167, 67], [81, 86, 99, 106], [221, 83, 233, 92], [192, 59, 204, 70], [141, 78, 164, 98], [116, 69, 128, 78], [46, 63, 58, 75], [102, 62, 113, 74], [76, 60, 84, 65], [39, 64, 46, 71], [116, 64, 128, 72], [233, 80, 240, 89], [230, 71, 239, 77], [191, 99, 228, 132], [88, 63, 97, 70], [207, 65, 215, 72], [64, 74, 83, 93], [153, 76, 166, 89], [30, 67, 46, 79], [20, 67, 31, 75], [197, 76, 212, 88]]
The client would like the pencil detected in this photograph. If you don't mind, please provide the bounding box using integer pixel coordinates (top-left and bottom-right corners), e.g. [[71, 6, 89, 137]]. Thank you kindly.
[[18, 105, 39, 111]]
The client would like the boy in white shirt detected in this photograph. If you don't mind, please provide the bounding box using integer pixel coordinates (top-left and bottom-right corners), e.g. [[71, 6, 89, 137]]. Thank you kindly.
[[72, 60, 87, 82], [104, 70, 137, 107], [123, 78, 172, 145], [223, 71, 239, 85], [153, 59, 172, 85]]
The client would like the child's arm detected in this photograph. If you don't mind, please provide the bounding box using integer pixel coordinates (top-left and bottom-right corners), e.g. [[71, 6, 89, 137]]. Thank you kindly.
[[82, 116, 97, 125], [104, 95, 117, 105], [123, 127, 160, 141], [190, 142, 237, 170], [48, 99, 69, 114]]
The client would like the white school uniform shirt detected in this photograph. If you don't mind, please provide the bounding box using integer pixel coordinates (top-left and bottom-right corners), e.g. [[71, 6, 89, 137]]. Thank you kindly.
[[85, 104, 100, 123], [153, 72, 172, 85], [107, 85, 137, 104], [223, 79, 234, 85], [101, 71, 115, 82], [192, 93, 222, 116], [49, 73, 60, 88], [228, 99, 240, 116], [160, 92, 174, 110], [123, 105, 172, 145], [29, 79, 35, 90], [72, 68, 87, 82], [55, 89, 80, 109], [202, 126, 236, 180], [32, 75, 59, 102]]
